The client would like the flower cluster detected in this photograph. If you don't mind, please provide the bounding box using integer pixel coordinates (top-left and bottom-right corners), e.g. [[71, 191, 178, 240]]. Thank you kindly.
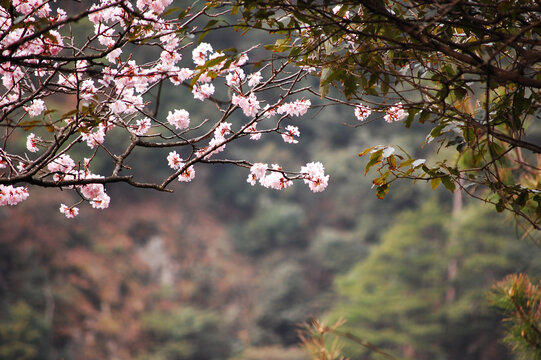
[[301, 162, 329, 192], [351, 103, 406, 123], [354, 104, 372, 121], [282, 125, 300, 144], [167, 151, 195, 182], [0, 1, 329, 219], [167, 109, 190, 130], [276, 99, 311, 117], [247, 163, 293, 190], [384, 103, 406, 123], [232, 93, 260, 117], [0, 184, 29, 206], [247, 162, 329, 193]]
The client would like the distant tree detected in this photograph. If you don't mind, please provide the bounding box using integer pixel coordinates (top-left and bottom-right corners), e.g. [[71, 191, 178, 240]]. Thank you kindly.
[[490, 273, 541, 360], [323, 201, 541, 359], [225, 0, 541, 231]]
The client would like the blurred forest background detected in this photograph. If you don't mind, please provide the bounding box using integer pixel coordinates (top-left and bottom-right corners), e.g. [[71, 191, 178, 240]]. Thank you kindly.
[[1, 2, 540, 360]]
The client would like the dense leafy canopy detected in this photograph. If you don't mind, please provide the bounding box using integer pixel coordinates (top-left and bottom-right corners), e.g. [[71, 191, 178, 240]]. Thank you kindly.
[[222, 0, 541, 230]]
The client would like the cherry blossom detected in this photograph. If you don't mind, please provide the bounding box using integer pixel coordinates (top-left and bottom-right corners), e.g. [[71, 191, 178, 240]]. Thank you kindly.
[[23, 99, 46, 117], [247, 162, 268, 185], [354, 104, 372, 121], [226, 69, 246, 87], [192, 42, 213, 65], [384, 103, 406, 123], [90, 192, 111, 209], [232, 93, 260, 117], [301, 162, 329, 193], [260, 164, 293, 190], [0, 1, 331, 215], [0, 185, 29, 206], [178, 165, 195, 182], [26, 133, 40, 152], [167, 151, 183, 170], [276, 99, 311, 117], [167, 109, 190, 130], [131, 118, 152, 136], [192, 83, 215, 101], [247, 71, 262, 87], [282, 125, 300, 144], [244, 123, 261, 140], [60, 204, 80, 218]]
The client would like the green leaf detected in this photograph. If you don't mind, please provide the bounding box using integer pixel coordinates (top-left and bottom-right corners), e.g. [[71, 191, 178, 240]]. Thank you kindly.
[[496, 199, 506, 213], [19, 120, 41, 131], [430, 177, 441, 190], [441, 176, 456, 192], [376, 184, 389, 199], [399, 158, 415, 168], [419, 110, 430, 123], [365, 150, 382, 174], [359, 147, 375, 157], [388, 155, 397, 169], [405, 108, 419, 128], [515, 192, 529, 208]]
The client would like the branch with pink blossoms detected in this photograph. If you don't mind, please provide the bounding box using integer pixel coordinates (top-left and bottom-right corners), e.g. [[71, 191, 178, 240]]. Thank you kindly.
[[0, 0, 329, 218]]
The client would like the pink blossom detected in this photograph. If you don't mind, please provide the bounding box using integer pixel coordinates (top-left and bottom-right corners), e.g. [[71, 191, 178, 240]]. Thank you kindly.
[[234, 53, 249, 67], [90, 192, 110, 209], [60, 204, 79, 218], [26, 133, 40, 152], [384, 103, 406, 123], [206, 136, 226, 158], [167, 109, 190, 130], [225, 68, 245, 87], [106, 48, 122, 63], [232, 93, 260, 117], [247, 71, 262, 87], [80, 79, 97, 101], [43, 30, 63, 55], [167, 151, 183, 170], [197, 72, 213, 83], [178, 165, 195, 182], [24, 99, 46, 117], [276, 99, 311, 117], [17, 162, 27, 173], [301, 161, 329, 192], [215, 122, 232, 138], [244, 123, 261, 140], [132, 117, 151, 136], [81, 126, 106, 148], [13, 0, 49, 16], [47, 154, 75, 175], [260, 164, 292, 190], [262, 104, 277, 118], [110, 99, 127, 114], [281, 125, 300, 144], [192, 42, 213, 65], [251, 162, 268, 179], [192, 83, 215, 101], [97, 28, 116, 47], [160, 50, 182, 66], [79, 182, 105, 200], [0, 184, 29, 206], [137, 0, 173, 14], [170, 68, 194, 85], [354, 104, 372, 121]]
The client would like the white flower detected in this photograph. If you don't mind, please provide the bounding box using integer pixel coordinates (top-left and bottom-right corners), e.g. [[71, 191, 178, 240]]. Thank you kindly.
[[24, 99, 45, 117], [167, 109, 190, 130]]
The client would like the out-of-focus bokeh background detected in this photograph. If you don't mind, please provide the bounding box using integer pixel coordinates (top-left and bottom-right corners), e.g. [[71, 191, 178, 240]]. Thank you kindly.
[[1, 3, 540, 360]]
